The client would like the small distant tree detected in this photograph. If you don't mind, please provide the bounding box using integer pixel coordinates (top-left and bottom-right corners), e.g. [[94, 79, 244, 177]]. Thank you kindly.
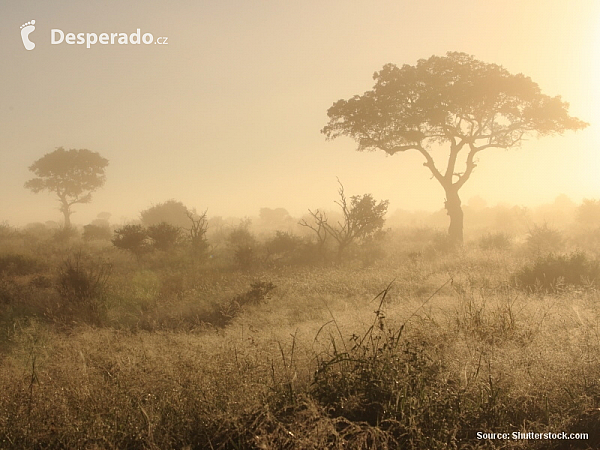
[[576, 199, 600, 228], [25, 147, 109, 229], [140, 200, 191, 228], [185, 210, 209, 259], [259, 207, 294, 230], [299, 210, 329, 259], [112, 225, 149, 259], [227, 219, 257, 269], [301, 181, 389, 261], [572, 199, 600, 254]]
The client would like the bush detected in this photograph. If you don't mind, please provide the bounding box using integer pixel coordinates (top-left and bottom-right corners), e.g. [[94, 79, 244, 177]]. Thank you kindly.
[[514, 251, 600, 292], [0, 222, 17, 242], [216, 280, 276, 327], [311, 287, 457, 446], [355, 229, 388, 266], [112, 225, 150, 258], [425, 231, 455, 256], [55, 252, 112, 324], [228, 220, 257, 269], [0, 254, 42, 276], [147, 222, 181, 251], [53, 226, 78, 243], [526, 223, 563, 255], [571, 226, 600, 256], [82, 224, 112, 241], [57, 253, 111, 302], [233, 245, 255, 269], [266, 231, 303, 255], [478, 232, 512, 251]]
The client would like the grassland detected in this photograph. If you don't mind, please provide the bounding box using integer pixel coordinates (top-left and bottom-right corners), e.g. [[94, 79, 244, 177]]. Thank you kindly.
[[1, 226, 599, 449]]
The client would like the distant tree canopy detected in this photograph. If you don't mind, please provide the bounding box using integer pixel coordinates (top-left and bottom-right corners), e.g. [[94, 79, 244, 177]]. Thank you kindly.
[[24, 147, 109, 229], [259, 207, 294, 229], [140, 200, 191, 228], [576, 199, 600, 227], [322, 52, 588, 245]]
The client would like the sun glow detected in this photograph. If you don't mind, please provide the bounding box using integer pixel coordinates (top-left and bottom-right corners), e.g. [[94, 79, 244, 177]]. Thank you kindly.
[[576, 10, 600, 196]]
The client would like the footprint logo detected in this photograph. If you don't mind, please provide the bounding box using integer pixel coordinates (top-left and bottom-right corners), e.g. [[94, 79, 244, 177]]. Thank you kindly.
[[20, 20, 36, 50]]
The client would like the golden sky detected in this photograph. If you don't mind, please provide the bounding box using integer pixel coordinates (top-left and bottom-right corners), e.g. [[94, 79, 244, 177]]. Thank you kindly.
[[1, 0, 599, 226]]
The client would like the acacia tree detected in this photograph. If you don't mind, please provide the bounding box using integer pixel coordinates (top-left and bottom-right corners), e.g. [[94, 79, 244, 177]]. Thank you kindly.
[[25, 147, 109, 229], [322, 52, 587, 245]]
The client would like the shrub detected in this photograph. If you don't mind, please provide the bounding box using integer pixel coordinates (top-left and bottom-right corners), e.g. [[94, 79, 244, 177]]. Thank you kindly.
[[0, 254, 42, 276], [0, 222, 17, 242], [217, 280, 276, 327], [53, 226, 78, 243], [355, 229, 388, 266], [264, 231, 311, 265], [112, 225, 150, 258], [147, 222, 181, 251], [311, 286, 457, 446], [514, 251, 600, 292], [55, 252, 112, 324], [526, 223, 563, 255], [228, 220, 257, 269], [30, 274, 53, 289], [57, 253, 111, 302], [82, 224, 112, 241], [425, 231, 455, 256], [478, 232, 512, 251], [571, 226, 600, 256], [266, 231, 303, 255], [233, 245, 255, 269]]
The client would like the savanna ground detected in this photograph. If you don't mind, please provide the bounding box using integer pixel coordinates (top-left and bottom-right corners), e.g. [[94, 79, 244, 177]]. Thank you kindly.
[[1, 222, 600, 450]]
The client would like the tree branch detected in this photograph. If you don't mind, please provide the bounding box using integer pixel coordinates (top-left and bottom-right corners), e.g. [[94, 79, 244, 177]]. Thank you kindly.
[[453, 144, 481, 190]]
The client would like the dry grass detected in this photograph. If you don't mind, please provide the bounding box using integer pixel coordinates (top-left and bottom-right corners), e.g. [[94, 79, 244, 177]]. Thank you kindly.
[[1, 236, 599, 449]]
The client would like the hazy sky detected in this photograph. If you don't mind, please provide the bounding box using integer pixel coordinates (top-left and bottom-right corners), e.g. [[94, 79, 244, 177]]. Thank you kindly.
[[1, 0, 599, 226]]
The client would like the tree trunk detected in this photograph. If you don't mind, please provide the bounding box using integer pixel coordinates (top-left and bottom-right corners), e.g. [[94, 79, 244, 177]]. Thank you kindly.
[[60, 199, 72, 229], [444, 189, 463, 246]]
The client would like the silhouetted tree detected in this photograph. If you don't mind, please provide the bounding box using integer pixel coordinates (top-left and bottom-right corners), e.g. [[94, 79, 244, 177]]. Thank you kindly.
[[185, 210, 209, 259], [140, 200, 190, 228], [301, 181, 389, 261], [259, 207, 294, 230], [227, 219, 257, 269], [322, 52, 587, 245], [25, 148, 109, 229]]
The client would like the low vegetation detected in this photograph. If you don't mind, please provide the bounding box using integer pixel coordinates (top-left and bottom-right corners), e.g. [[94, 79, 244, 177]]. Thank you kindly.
[[1, 218, 599, 449]]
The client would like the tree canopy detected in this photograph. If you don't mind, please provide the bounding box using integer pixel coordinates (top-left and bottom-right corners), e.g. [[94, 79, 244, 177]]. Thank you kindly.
[[322, 52, 588, 244], [140, 200, 194, 228], [25, 148, 109, 228]]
